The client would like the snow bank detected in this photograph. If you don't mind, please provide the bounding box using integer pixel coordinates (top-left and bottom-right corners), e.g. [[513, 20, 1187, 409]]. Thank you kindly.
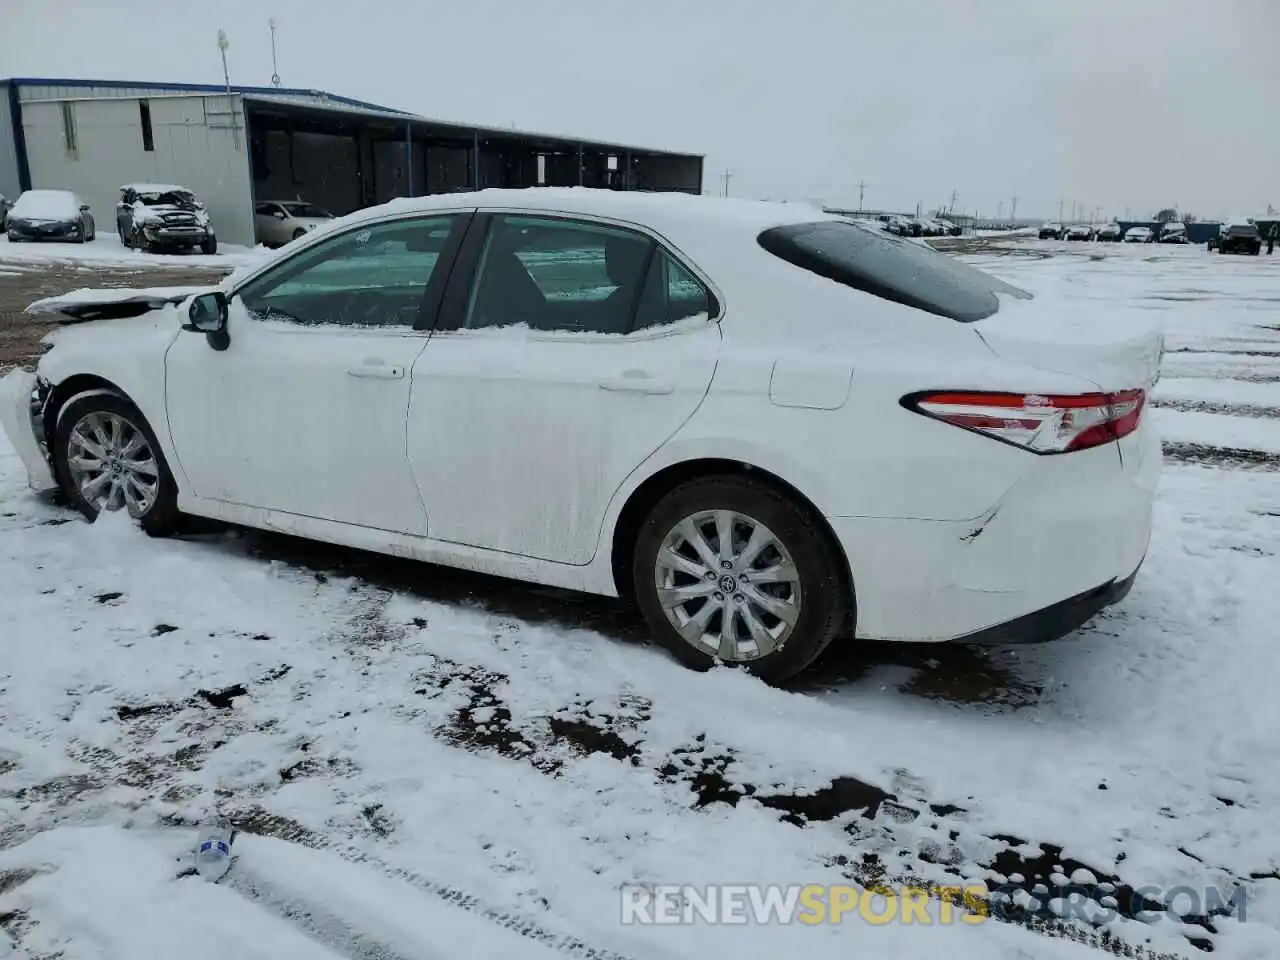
[[0, 235, 268, 269]]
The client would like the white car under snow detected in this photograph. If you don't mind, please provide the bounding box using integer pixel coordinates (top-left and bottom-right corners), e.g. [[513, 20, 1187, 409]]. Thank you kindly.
[[0, 188, 1163, 682]]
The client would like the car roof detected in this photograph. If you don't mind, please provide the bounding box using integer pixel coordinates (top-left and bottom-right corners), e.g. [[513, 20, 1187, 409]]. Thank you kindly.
[[365, 188, 840, 237]]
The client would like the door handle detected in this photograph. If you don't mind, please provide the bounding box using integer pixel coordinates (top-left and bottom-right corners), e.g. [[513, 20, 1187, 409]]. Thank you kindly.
[[347, 360, 405, 380], [598, 372, 673, 395]]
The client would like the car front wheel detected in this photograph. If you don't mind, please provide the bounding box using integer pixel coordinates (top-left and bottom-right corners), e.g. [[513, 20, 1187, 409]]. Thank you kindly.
[[633, 476, 849, 684], [53, 392, 180, 536]]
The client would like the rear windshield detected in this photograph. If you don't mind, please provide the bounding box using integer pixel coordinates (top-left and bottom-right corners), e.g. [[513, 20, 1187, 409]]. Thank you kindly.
[[1225, 223, 1259, 237], [758, 220, 1029, 323]]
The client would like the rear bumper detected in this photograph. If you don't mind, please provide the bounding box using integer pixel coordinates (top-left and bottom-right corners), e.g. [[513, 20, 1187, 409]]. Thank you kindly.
[[954, 563, 1140, 646], [0, 369, 57, 494], [829, 424, 1159, 643]]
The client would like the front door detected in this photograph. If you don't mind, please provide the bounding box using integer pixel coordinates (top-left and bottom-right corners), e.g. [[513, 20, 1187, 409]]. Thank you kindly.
[[165, 212, 465, 534], [409, 212, 721, 564]]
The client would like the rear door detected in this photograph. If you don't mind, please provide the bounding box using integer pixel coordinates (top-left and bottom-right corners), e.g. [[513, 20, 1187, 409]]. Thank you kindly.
[[408, 212, 722, 564]]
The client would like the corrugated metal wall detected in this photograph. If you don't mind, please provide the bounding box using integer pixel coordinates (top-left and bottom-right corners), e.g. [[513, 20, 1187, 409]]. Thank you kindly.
[[0, 84, 21, 200], [19, 93, 256, 246]]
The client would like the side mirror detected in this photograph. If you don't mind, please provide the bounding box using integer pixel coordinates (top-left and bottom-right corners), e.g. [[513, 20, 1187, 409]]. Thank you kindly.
[[273, 211, 286, 220], [185, 291, 230, 351]]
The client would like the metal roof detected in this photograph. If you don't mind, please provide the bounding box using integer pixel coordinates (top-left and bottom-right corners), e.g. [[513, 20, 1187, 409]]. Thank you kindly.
[[2, 76, 702, 158]]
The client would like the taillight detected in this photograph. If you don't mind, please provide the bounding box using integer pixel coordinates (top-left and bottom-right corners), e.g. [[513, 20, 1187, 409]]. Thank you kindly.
[[903, 389, 1146, 454]]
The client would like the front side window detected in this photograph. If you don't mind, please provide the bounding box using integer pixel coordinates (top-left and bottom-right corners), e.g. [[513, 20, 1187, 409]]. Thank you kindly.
[[463, 215, 654, 334], [758, 220, 1030, 323], [238, 215, 457, 329]]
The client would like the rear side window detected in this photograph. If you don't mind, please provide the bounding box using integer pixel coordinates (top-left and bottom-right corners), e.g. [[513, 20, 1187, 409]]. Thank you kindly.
[[758, 220, 1029, 322]]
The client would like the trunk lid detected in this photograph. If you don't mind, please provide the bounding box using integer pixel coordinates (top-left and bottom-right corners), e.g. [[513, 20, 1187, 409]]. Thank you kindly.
[[25, 286, 210, 324], [972, 293, 1164, 394]]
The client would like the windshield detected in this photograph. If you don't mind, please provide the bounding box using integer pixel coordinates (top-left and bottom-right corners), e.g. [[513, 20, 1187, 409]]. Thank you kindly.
[[138, 191, 197, 209], [282, 202, 332, 219], [758, 220, 1030, 323]]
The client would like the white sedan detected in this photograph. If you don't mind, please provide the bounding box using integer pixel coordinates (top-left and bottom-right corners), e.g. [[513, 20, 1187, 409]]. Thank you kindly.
[[254, 200, 335, 248], [0, 189, 1163, 683]]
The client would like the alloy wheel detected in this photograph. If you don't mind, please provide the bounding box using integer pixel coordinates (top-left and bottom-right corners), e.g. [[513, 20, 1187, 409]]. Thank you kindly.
[[654, 509, 802, 661], [65, 411, 160, 517]]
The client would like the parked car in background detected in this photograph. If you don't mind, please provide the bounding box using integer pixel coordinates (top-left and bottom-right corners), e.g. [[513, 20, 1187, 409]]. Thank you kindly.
[[4, 190, 95, 243], [1124, 226, 1154, 243], [0, 193, 11, 231], [1038, 221, 1063, 240], [935, 218, 962, 237], [254, 200, 337, 248], [0, 189, 1162, 684], [1157, 222, 1189, 244], [1208, 219, 1262, 255], [1096, 223, 1123, 242], [883, 216, 912, 237], [117, 184, 216, 254], [1066, 224, 1095, 241]]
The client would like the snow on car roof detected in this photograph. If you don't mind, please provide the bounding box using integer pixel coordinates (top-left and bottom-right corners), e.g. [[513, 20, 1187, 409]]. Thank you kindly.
[[11, 189, 80, 218], [376, 188, 840, 234], [121, 183, 193, 194]]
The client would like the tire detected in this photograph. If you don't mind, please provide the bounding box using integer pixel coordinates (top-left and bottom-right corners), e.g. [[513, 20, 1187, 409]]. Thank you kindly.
[[200, 236, 218, 255], [292, 228, 307, 242], [632, 475, 850, 684], [52, 391, 180, 536]]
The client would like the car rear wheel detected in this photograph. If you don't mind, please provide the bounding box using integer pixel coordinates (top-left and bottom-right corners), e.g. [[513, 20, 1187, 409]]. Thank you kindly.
[[53, 392, 180, 536], [633, 476, 849, 684], [201, 236, 217, 255], [292, 228, 307, 241]]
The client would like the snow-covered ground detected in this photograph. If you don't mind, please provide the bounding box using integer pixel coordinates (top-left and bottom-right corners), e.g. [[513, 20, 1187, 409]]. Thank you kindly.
[[0, 234, 269, 270], [1, 238, 1279, 960]]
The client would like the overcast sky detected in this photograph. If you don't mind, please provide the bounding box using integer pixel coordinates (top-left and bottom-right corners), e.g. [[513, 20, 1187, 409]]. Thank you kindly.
[[3, 0, 1276, 219]]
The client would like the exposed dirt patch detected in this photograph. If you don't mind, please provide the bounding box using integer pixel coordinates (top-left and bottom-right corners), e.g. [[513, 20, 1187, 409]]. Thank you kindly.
[[1163, 442, 1280, 470], [1154, 397, 1280, 419]]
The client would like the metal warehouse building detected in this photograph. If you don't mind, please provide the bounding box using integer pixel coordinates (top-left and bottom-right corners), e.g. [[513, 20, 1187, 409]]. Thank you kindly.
[[0, 77, 704, 247]]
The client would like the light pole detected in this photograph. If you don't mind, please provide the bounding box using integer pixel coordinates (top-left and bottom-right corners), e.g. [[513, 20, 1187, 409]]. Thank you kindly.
[[217, 30, 241, 150]]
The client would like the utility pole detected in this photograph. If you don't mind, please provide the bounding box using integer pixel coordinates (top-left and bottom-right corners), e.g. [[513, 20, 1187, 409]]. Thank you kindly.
[[720, 169, 733, 198], [997, 201, 1004, 221], [1010, 197, 1018, 223], [856, 179, 868, 212], [217, 30, 241, 151], [948, 190, 958, 215], [269, 17, 282, 87]]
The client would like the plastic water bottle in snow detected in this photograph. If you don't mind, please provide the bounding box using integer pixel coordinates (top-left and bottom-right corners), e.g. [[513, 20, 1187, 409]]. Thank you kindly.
[[194, 820, 234, 881]]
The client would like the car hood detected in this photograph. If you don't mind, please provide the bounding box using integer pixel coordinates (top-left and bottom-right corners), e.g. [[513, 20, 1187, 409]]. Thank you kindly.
[[25, 286, 211, 323]]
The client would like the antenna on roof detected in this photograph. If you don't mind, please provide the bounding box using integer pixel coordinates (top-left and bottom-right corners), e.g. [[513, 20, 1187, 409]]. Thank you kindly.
[[269, 17, 282, 88]]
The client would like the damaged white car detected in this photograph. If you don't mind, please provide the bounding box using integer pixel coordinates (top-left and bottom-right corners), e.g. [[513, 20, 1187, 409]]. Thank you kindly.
[[0, 188, 1163, 682]]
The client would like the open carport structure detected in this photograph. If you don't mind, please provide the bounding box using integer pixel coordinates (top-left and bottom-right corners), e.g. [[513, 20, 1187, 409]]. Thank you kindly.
[[1, 77, 703, 247]]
